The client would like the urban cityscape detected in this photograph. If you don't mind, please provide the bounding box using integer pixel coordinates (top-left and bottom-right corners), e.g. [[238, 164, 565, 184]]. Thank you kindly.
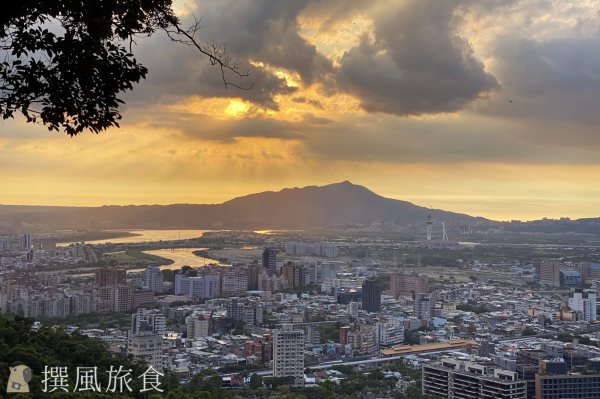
[[3, 0, 600, 398], [2, 210, 600, 398]]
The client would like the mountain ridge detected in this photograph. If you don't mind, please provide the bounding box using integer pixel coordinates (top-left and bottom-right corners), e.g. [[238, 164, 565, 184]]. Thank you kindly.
[[2, 181, 600, 234], [0, 181, 484, 231]]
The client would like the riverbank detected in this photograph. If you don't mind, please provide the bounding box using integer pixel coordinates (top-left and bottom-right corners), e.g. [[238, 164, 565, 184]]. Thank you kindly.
[[50, 230, 140, 245], [104, 250, 174, 266], [57, 229, 210, 246]]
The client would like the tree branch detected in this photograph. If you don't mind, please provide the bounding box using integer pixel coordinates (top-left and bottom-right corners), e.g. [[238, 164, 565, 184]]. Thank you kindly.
[[163, 17, 252, 90]]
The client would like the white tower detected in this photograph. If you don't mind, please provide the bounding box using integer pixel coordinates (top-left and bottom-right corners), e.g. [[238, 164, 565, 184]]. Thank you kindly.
[[442, 222, 448, 241], [426, 215, 433, 243]]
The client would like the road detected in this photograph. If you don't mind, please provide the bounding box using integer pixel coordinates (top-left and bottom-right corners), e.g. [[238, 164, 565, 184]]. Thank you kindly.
[[222, 348, 465, 378]]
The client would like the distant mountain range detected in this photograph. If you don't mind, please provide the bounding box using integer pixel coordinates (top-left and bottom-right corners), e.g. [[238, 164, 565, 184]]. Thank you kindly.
[[0, 181, 483, 231], [1, 181, 599, 234]]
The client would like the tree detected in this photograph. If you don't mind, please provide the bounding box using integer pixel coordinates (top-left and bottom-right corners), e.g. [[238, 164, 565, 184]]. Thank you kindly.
[[320, 380, 335, 399], [0, 314, 149, 398], [577, 335, 592, 346], [232, 320, 250, 336], [1, 1, 249, 135], [368, 369, 385, 380], [522, 326, 537, 336], [404, 330, 421, 345], [249, 373, 263, 390], [456, 303, 490, 314], [557, 332, 574, 343]]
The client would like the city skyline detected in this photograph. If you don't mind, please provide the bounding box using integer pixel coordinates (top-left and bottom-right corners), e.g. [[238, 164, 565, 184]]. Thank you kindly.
[[3, 0, 600, 221]]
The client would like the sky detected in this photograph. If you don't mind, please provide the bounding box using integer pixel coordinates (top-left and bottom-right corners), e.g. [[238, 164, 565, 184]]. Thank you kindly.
[[2, 0, 600, 221]]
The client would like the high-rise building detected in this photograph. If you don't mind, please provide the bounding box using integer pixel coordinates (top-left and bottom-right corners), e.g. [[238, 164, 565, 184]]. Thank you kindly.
[[0, 238, 10, 251], [568, 289, 597, 321], [247, 263, 260, 290], [537, 259, 589, 287], [273, 324, 305, 386], [186, 314, 211, 339], [390, 273, 429, 297], [414, 293, 432, 321], [221, 267, 249, 297], [174, 267, 197, 294], [226, 299, 263, 326], [282, 262, 303, 289], [196, 276, 219, 298], [72, 242, 85, 258], [127, 331, 163, 370], [336, 288, 362, 304], [423, 357, 527, 399], [535, 373, 600, 399], [536, 261, 596, 285], [46, 297, 71, 318], [131, 308, 166, 336], [339, 326, 351, 346], [559, 270, 582, 287], [257, 270, 287, 293], [575, 261, 592, 281], [262, 247, 277, 275], [132, 289, 154, 308], [69, 294, 92, 315], [374, 318, 404, 347], [95, 268, 127, 287], [175, 273, 218, 299], [143, 266, 164, 293], [284, 242, 339, 258], [362, 278, 381, 313], [305, 325, 321, 345], [113, 285, 132, 312], [537, 259, 561, 286], [20, 233, 32, 250], [98, 285, 132, 312]]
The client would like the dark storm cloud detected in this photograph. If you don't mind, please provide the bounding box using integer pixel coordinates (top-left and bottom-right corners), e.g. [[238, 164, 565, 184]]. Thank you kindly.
[[141, 111, 305, 143], [182, 60, 297, 110], [495, 37, 600, 96], [191, 0, 333, 85], [125, 0, 334, 108], [125, 33, 296, 110], [125, 0, 506, 116], [128, 0, 600, 129], [477, 35, 600, 130], [337, 0, 499, 116]]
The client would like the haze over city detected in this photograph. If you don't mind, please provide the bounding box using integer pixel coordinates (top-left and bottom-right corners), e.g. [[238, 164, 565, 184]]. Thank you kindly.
[[2, 0, 600, 221], [6, 2, 600, 398]]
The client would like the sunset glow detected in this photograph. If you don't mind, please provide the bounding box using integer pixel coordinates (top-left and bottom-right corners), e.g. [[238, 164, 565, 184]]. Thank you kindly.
[[2, 0, 600, 221]]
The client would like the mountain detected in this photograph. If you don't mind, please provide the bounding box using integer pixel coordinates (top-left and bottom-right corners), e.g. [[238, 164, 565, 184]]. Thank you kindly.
[[217, 181, 483, 228], [0, 181, 484, 231]]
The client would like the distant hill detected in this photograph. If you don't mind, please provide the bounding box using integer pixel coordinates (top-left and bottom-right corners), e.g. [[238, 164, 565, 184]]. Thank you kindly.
[[0, 181, 485, 231], [499, 217, 600, 235]]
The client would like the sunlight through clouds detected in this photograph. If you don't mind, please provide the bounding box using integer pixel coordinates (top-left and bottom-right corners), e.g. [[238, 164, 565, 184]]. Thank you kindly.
[[2, 0, 600, 221]]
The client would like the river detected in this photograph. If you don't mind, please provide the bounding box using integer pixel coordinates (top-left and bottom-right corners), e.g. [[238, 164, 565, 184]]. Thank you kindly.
[[58, 230, 229, 276], [59, 229, 211, 246], [129, 247, 227, 272]]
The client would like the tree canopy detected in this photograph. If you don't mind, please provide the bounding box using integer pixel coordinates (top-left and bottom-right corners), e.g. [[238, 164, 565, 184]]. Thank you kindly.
[[0, 1, 247, 135], [0, 314, 149, 398]]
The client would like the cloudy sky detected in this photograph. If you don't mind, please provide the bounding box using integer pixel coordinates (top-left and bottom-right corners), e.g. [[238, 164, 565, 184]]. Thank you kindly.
[[2, 0, 600, 221]]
